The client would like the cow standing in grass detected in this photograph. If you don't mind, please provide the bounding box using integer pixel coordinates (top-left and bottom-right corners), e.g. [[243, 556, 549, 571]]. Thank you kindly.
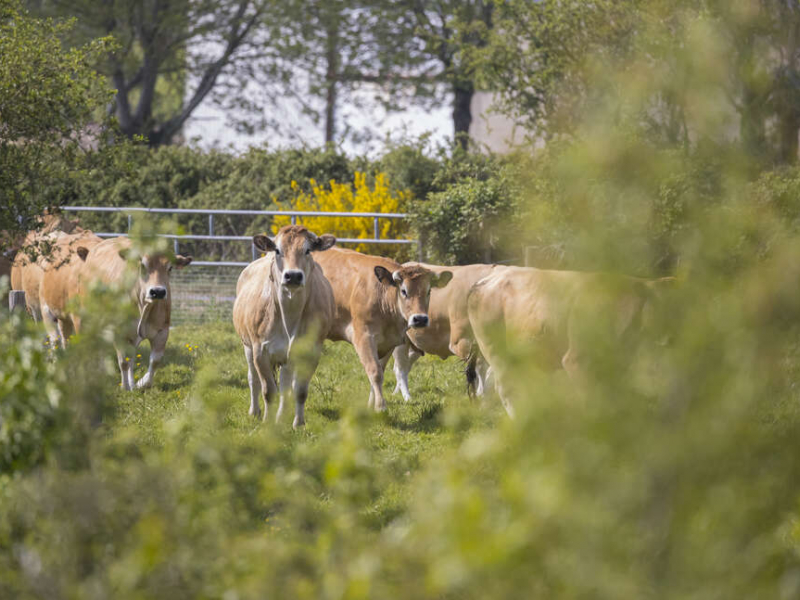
[[314, 248, 452, 412], [233, 226, 336, 427], [77, 236, 192, 390], [392, 262, 502, 401], [467, 266, 674, 418]]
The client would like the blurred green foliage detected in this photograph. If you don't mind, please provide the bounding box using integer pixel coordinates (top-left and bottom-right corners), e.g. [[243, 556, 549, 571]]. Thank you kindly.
[[7, 1, 800, 598]]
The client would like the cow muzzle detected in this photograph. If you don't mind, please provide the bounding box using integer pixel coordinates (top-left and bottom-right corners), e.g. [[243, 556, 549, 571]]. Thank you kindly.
[[409, 314, 429, 328], [282, 270, 305, 287], [148, 286, 167, 300]]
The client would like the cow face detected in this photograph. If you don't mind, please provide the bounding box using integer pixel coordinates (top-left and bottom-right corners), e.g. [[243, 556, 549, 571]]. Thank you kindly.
[[253, 226, 336, 290], [129, 251, 192, 302], [374, 264, 452, 329]]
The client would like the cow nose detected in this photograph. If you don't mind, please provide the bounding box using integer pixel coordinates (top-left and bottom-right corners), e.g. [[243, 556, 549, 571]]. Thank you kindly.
[[149, 287, 167, 300], [282, 270, 304, 286], [410, 314, 429, 328]]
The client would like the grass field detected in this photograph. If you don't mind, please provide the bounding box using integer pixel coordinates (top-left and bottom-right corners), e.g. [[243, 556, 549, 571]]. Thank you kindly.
[[108, 322, 504, 526]]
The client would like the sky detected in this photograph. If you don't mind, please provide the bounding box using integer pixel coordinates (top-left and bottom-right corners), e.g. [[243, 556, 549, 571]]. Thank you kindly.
[[183, 83, 453, 156]]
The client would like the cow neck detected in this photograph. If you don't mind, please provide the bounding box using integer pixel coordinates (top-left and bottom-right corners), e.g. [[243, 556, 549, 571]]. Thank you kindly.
[[272, 266, 310, 344]]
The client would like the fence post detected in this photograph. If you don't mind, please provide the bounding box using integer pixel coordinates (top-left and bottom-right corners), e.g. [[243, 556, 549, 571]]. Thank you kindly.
[[174, 239, 179, 256], [251, 242, 256, 262], [9, 290, 26, 312], [127, 214, 132, 232], [374, 217, 379, 240], [208, 214, 214, 236], [291, 215, 297, 225], [417, 240, 423, 262]]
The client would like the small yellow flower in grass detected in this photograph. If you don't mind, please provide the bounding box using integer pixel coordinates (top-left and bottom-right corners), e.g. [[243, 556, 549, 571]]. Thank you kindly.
[[125, 357, 130, 362], [193, 346, 198, 350], [136, 363, 140, 367], [137, 354, 141, 358]]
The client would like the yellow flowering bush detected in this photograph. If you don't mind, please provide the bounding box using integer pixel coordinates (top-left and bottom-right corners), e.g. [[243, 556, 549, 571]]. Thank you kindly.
[[272, 172, 411, 256]]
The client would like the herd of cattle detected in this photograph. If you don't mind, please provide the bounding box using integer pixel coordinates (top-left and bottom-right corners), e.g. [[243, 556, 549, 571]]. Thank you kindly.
[[3, 214, 673, 426]]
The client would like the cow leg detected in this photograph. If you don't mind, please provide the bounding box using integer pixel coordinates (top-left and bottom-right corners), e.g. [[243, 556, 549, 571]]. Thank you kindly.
[[392, 342, 421, 402], [136, 328, 168, 389], [244, 344, 262, 418], [292, 353, 321, 429], [276, 364, 293, 424], [57, 317, 73, 349], [40, 302, 60, 348], [476, 360, 494, 397], [354, 332, 387, 412], [116, 346, 135, 391], [254, 347, 277, 421]]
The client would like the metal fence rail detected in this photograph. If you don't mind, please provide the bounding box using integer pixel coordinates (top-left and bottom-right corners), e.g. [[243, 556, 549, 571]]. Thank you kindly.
[[61, 205, 421, 265]]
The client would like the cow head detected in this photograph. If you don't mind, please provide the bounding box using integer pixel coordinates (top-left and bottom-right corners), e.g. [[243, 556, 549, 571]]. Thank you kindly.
[[253, 226, 336, 290], [119, 248, 192, 302], [374, 264, 452, 329]]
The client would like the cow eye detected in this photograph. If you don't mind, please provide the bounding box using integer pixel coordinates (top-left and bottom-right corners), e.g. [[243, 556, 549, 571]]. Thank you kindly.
[[168, 265, 173, 273], [275, 248, 281, 256], [305, 248, 311, 255], [401, 288, 408, 298]]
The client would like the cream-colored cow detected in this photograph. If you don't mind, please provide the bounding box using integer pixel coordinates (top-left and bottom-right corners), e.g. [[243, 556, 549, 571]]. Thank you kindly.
[[233, 226, 336, 427], [391, 263, 503, 401], [76, 236, 192, 390], [468, 266, 674, 417], [314, 248, 452, 411]]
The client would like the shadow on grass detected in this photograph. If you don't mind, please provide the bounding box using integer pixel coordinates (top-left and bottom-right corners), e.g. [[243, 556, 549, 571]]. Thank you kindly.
[[386, 401, 444, 433], [317, 406, 341, 421]]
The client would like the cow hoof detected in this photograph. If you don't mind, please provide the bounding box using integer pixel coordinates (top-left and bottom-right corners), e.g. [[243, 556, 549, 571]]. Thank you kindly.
[[292, 419, 305, 429], [373, 403, 387, 413]]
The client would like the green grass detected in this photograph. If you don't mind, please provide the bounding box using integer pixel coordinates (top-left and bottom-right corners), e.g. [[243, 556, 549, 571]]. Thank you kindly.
[[107, 323, 503, 526]]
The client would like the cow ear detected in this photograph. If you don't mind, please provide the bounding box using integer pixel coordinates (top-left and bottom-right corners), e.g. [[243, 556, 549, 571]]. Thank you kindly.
[[118, 247, 130, 261], [374, 265, 396, 286], [311, 233, 336, 252], [253, 234, 277, 253], [432, 270, 453, 288], [174, 254, 192, 268], [392, 270, 403, 285], [76, 246, 90, 262]]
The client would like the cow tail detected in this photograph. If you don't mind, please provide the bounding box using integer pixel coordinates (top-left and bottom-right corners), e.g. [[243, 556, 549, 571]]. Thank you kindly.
[[465, 346, 479, 400]]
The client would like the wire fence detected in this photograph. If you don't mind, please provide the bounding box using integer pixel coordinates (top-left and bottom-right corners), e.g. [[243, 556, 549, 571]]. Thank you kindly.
[[60, 206, 421, 324], [170, 265, 239, 325]]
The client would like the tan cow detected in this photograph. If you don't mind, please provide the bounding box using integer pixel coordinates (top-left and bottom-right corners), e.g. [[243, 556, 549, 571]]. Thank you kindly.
[[314, 248, 453, 411], [11, 231, 68, 321], [233, 226, 336, 427], [39, 229, 103, 347], [76, 236, 192, 390], [467, 266, 674, 418], [8, 214, 81, 318], [392, 263, 504, 401]]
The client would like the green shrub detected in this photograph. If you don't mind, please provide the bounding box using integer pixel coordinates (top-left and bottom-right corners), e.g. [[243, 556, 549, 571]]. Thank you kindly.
[[410, 169, 522, 265]]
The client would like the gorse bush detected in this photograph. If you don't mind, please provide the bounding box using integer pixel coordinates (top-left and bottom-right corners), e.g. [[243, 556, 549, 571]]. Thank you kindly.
[[273, 172, 411, 257]]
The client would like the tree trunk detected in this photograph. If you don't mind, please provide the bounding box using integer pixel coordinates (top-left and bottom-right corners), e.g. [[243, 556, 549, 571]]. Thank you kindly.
[[324, 21, 339, 144], [778, 109, 800, 164], [453, 81, 474, 150]]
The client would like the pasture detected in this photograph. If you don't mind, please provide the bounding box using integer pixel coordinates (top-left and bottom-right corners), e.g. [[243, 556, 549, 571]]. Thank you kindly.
[[112, 322, 497, 454]]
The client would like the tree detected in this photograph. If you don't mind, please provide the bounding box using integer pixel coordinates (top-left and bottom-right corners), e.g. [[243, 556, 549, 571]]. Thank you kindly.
[[253, 0, 409, 145], [0, 0, 114, 237], [403, 0, 496, 150], [33, 0, 271, 146]]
